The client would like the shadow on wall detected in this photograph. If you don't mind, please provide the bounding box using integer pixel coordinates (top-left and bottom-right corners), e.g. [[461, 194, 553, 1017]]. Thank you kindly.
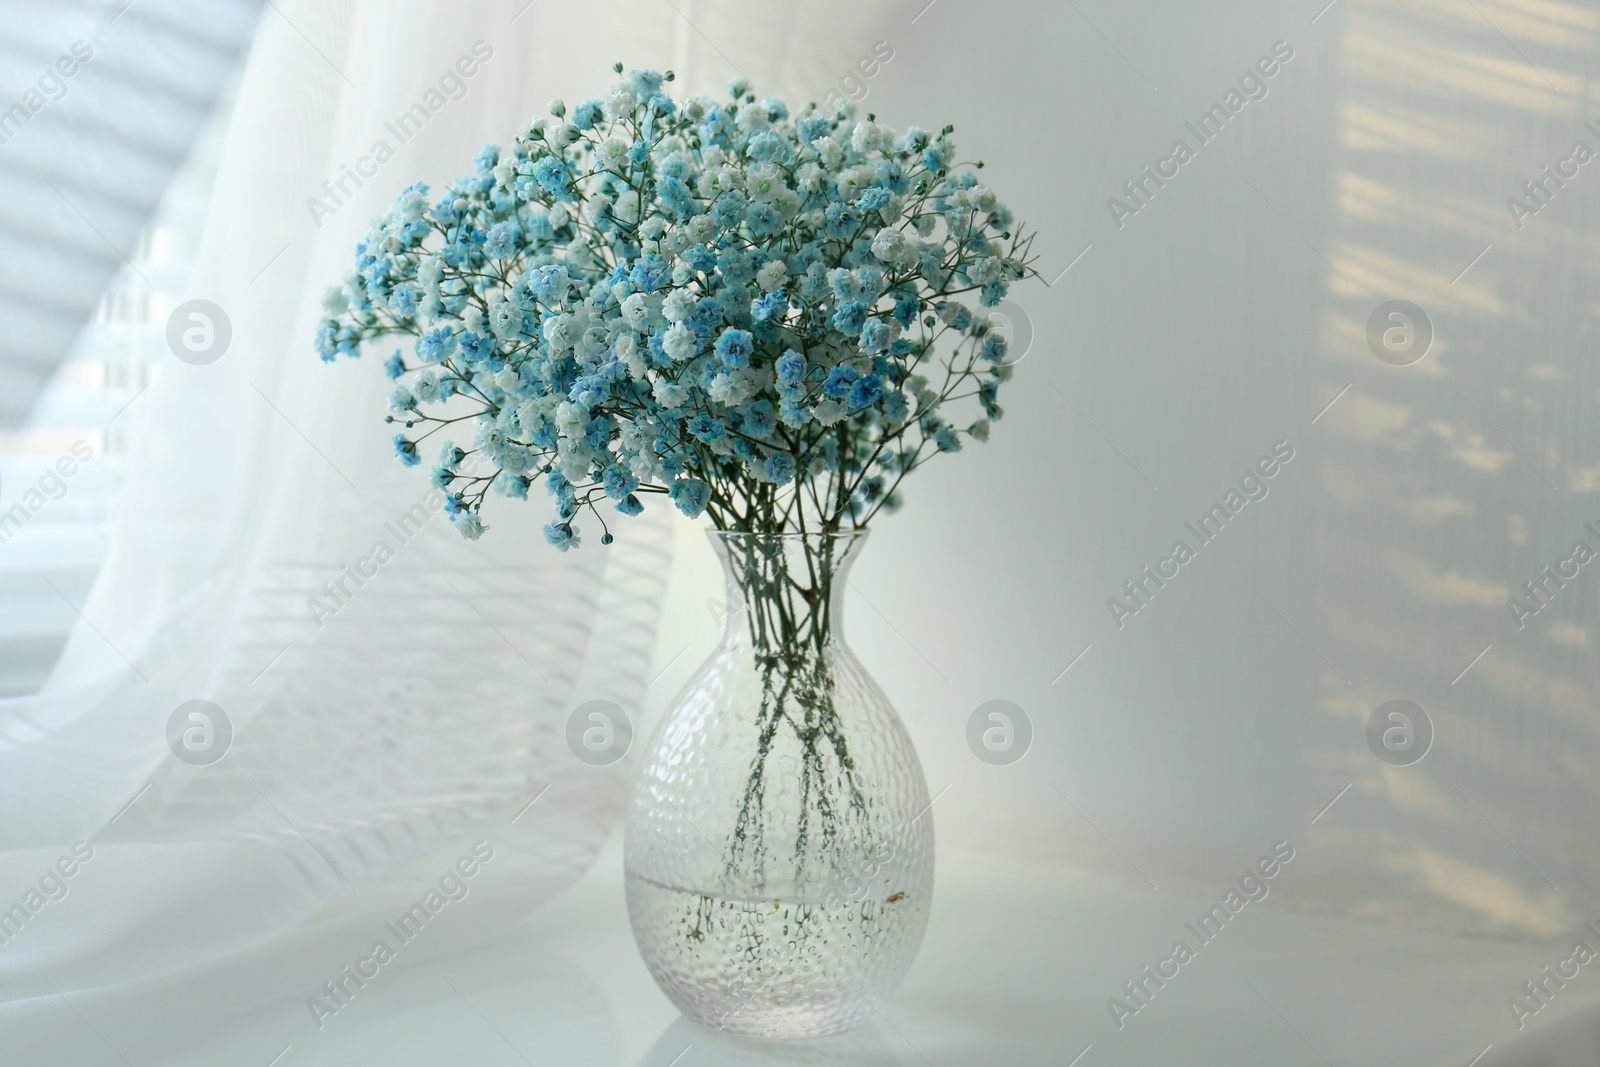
[[1302, 0, 1600, 940]]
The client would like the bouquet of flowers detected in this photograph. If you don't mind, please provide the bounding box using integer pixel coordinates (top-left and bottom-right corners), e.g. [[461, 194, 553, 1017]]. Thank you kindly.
[[316, 64, 1036, 549]]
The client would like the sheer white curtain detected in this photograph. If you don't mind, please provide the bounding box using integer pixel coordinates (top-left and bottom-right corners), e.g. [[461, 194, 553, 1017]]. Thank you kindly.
[[0, 0, 745, 1018], [0, 0, 916, 1051]]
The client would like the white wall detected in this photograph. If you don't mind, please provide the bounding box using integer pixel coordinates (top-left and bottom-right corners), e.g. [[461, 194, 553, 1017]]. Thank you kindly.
[[639, 0, 1600, 944]]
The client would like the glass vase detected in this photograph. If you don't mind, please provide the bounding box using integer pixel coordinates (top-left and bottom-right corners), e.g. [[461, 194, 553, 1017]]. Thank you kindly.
[[625, 530, 935, 1038]]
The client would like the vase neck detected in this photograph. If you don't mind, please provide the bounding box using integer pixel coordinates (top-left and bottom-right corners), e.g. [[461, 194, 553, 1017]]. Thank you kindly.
[[708, 531, 867, 657]]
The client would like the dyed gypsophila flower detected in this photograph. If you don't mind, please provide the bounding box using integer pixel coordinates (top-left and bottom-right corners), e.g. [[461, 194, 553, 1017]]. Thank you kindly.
[[319, 64, 1037, 544]]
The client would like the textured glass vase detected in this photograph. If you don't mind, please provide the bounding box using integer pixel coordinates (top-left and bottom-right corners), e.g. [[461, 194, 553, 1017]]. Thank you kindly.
[[625, 530, 935, 1038]]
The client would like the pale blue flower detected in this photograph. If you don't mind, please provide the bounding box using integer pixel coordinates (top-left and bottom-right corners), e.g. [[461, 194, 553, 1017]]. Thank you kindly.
[[823, 366, 859, 398], [393, 434, 420, 466], [671, 478, 711, 518], [776, 349, 806, 384], [714, 327, 753, 368], [543, 520, 580, 550]]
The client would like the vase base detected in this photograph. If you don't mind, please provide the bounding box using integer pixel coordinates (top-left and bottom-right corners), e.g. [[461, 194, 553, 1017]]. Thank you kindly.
[[625, 871, 927, 1040]]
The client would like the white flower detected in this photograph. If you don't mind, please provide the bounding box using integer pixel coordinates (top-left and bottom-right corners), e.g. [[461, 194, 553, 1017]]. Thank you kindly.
[[756, 261, 788, 293], [543, 312, 577, 349], [555, 400, 589, 434], [604, 88, 636, 121], [851, 120, 881, 156], [736, 101, 769, 133], [795, 162, 826, 194], [320, 285, 347, 314], [663, 322, 697, 361], [815, 136, 843, 169], [813, 399, 848, 426], [557, 438, 594, 483], [708, 370, 756, 406], [491, 302, 525, 340], [686, 215, 716, 243], [663, 290, 697, 322], [621, 292, 654, 331], [870, 227, 915, 266], [387, 384, 415, 412], [462, 306, 486, 335], [652, 379, 688, 408], [745, 163, 785, 203], [615, 333, 647, 379], [583, 193, 613, 224], [595, 137, 628, 170], [412, 369, 442, 403]]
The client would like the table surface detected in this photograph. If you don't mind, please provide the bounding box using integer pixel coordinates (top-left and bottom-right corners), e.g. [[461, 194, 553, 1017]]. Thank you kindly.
[[12, 834, 1600, 1067]]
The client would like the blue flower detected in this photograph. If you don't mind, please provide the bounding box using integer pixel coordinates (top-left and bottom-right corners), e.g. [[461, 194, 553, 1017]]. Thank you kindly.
[[671, 479, 711, 518], [751, 291, 788, 324], [859, 318, 892, 353], [688, 414, 726, 442], [882, 390, 911, 422], [484, 221, 519, 259], [417, 327, 457, 361], [383, 351, 404, 379], [543, 521, 581, 551], [744, 203, 783, 237], [763, 451, 796, 485], [453, 512, 487, 540], [858, 187, 891, 212], [603, 465, 639, 501], [742, 399, 777, 437], [532, 155, 575, 199], [980, 332, 1009, 363], [629, 255, 671, 293], [393, 434, 420, 466], [831, 301, 868, 335], [745, 131, 787, 162], [779, 399, 812, 427], [714, 328, 753, 368], [711, 191, 749, 232], [616, 493, 644, 516], [823, 365, 859, 398], [847, 373, 883, 410], [685, 246, 719, 275], [629, 68, 664, 95], [572, 99, 603, 129], [526, 263, 571, 304], [798, 113, 831, 143], [776, 349, 806, 384]]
